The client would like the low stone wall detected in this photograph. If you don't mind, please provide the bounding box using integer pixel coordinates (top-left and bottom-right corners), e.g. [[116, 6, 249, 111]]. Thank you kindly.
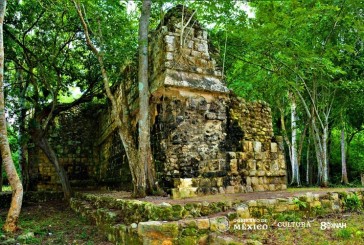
[[70, 190, 364, 244]]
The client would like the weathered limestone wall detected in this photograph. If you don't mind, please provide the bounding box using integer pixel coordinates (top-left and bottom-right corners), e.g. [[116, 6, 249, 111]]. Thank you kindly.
[[28, 106, 99, 191], [151, 90, 229, 189], [28, 103, 133, 191], [166, 97, 286, 199], [96, 107, 133, 189], [225, 98, 287, 193], [149, 6, 225, 94]]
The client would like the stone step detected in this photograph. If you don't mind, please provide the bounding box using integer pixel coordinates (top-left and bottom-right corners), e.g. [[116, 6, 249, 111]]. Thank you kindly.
[[70, 190, 364, 244], [73, 192, 236, 224]]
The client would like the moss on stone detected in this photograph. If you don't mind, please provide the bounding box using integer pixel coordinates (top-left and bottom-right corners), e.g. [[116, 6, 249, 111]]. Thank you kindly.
[[182, 227, 198, 236], [179, 236, 198, 244]]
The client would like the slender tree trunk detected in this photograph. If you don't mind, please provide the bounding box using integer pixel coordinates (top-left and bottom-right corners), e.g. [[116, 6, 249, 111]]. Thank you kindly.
[[36, 135, 72, 200], [74, 0, 149, 197], [115, 127, 146, 197], [311, 119, 323, 185], [18, 110, 29, 191], [341, 126, 348, 184], [31, 126, 72, 200], [18, 69, 29, 191], [0, 0, 24, 232], [309, 107, 330, 187], [289, 92, 300, 186], [306, 136, 310, 185], [138, 0, 157, 193], [345, 130, 362, 180], [297, 121, 308, 168], [279, 108, 293, 183], [280, 109, 292, 166], [279, 92, 300, 186], [321, 124, 329, 187], [0, 154, 3, 191]]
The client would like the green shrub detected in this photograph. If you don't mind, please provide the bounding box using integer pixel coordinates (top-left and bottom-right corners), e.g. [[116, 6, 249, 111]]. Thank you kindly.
[[293, 198, 307, 210], [311, 206, 327, 217], [336, 228, 353, 239], [274, 212, 302, 222], [343, 193, 362, 212]]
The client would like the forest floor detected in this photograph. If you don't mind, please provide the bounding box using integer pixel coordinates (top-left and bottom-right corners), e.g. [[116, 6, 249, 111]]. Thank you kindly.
[[0, 201, 363, 244], [0, 201, 112, 245], [85, 187, 364, 204], [0, 187, 363, 244]]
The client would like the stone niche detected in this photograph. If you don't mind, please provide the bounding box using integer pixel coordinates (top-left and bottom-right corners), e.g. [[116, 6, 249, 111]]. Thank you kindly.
[[28, 5, 286, 197]]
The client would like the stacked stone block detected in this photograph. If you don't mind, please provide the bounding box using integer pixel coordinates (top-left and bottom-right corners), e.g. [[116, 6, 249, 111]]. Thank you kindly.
[[28, 106, 99, 191], [70, 190, 364, 244], [151, 95, 228, 179], [224, 97, 287, 193], [149, 6, 227, 94]]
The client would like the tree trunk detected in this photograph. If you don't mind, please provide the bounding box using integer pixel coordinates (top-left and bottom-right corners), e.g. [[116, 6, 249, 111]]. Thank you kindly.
[[289, 92, 300, 186], [311, 119, 323, 185], [321, 125, 329, 187], [0, 154, 3, 191], [308, 106, 330, 187], [0, 0, 24, 231], [278, 107, 293, 184], [115, 127, 146, 197], [34, 133, 72, 200], [17, 67, 30, 191], [345, 129, 362, 179], [138, 0, 157, 193], [341, 126, 348, 184], [18, 112, 29, 191], [74, 0, 149, 197], [306, 137, 310, 185]]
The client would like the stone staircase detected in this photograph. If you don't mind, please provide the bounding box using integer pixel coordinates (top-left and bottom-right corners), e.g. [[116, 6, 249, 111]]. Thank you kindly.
[[70, 190, 364, 244]]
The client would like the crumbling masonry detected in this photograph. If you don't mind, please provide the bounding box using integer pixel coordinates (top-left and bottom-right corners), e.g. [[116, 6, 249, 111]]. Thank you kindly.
[[28, 6, 287, 198]]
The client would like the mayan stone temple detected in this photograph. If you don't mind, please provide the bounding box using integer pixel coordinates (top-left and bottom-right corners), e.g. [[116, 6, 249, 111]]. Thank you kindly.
[[28, 6, 287, 198]]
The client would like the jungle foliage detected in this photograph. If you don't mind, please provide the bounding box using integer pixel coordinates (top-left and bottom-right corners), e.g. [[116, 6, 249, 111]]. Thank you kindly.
[[0, 0, 363, 231]]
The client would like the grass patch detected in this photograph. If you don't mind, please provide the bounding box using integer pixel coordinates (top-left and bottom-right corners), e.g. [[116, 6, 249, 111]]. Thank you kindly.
[[274, 212, 302, 222], [0, 201, 112, 245], [336, 228, 353, 239], [287, 186, 364, 193]]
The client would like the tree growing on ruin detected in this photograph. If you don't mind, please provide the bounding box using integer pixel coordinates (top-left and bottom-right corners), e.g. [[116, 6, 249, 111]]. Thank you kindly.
[[138, 0, 159, 194], [74, 0, 160, 197]]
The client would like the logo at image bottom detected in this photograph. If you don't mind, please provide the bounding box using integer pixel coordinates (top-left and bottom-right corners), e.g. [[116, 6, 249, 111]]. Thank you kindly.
[[216, 217, 230, 232], [216, 218, 270, 232]]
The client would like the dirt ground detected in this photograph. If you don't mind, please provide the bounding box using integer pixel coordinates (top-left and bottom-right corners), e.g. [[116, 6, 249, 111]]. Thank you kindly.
[[84, 187, 364, 204]]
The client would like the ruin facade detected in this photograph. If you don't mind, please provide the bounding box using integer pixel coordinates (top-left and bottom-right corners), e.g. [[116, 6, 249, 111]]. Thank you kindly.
[[28, 6, 287, 198]]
